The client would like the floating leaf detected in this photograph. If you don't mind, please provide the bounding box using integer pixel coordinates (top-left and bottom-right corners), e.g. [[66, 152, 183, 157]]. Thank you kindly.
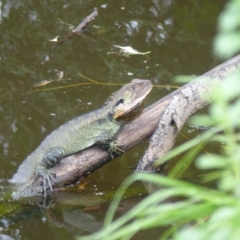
[[56, 71, 64, 80], [108, 45, 151, 57], [49, 36, 60, 42], [33, 80, 52, 88]]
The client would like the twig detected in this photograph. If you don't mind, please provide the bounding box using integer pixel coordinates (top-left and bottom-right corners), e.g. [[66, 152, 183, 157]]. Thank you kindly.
[[55, 10, 98, 46], [73, 10, 98, 33], [32, 73, 180, 92]]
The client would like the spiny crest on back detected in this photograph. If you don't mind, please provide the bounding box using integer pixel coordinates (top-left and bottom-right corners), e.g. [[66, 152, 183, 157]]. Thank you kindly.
[[104, 82, 131, 107], [104, 91, 117, 105]]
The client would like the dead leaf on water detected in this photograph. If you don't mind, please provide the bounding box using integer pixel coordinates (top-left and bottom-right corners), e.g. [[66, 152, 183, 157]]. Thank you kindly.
[[33, 80, 52, 88], [56, 71, 64, 81], [107, 45, 151, 57], [49, 36, 60, 42]]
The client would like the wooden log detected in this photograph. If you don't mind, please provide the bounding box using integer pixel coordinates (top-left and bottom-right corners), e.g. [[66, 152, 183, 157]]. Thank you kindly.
[[50, 53, 240, 188], [136, 54, 240, 171]]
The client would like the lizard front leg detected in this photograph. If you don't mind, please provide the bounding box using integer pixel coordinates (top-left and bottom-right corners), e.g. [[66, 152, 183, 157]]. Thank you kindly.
[[96, 141, 124, 159], [35, 147, 64, 197]]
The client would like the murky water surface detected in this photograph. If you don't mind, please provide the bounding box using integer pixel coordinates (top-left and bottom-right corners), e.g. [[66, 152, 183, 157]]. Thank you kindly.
[[0, 0, 226, 239]]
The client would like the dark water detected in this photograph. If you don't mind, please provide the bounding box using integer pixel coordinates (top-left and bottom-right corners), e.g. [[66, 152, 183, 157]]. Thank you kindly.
[[0, 0, 226, 239]]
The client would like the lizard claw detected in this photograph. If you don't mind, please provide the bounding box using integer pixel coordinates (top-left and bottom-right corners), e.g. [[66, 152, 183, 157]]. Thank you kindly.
[[42, 173, 55, 197], [108, 141, 124, 159], [34, 166, 56, 197], [97, 140, 124, 159]]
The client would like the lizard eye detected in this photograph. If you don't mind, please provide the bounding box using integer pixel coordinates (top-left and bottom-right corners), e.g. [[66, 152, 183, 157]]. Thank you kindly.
[[131, 85, 136, 90], [117, 99, 124, 105]]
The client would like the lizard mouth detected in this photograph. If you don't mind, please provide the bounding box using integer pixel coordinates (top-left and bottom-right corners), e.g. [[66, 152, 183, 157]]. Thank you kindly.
[[113, 101, 144, 122]]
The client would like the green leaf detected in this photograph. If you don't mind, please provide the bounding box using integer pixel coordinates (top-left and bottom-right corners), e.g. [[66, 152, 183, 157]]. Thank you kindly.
[[214, 33, 240, 59], [169, 144, 203, 178], [196, 154, 228, 170], [218, 9, 240, 32], [189, 114, 215, 127], [156, 128, 219, 166]]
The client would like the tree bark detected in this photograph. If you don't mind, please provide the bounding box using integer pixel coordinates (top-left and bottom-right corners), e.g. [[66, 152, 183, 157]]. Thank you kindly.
[[136, 54, 240, 171], [17, 54, 240, 195]]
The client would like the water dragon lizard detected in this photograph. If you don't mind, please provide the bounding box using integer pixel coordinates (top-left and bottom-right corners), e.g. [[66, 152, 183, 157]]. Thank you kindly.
[[10, 79, 152, 198]]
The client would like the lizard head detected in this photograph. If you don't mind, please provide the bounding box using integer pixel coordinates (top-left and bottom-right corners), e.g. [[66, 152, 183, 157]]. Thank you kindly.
[[106, 79, 152, 123]]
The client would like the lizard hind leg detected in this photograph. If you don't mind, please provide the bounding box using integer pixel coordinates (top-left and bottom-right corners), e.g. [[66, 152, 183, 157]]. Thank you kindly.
[[34, 147, 65, 196]]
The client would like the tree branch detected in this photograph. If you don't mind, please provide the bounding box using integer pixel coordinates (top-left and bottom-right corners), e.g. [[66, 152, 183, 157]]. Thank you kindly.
[[51, 54, 240, 186], [136, 54, 240, 171], [13, 54, 240, 197]]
